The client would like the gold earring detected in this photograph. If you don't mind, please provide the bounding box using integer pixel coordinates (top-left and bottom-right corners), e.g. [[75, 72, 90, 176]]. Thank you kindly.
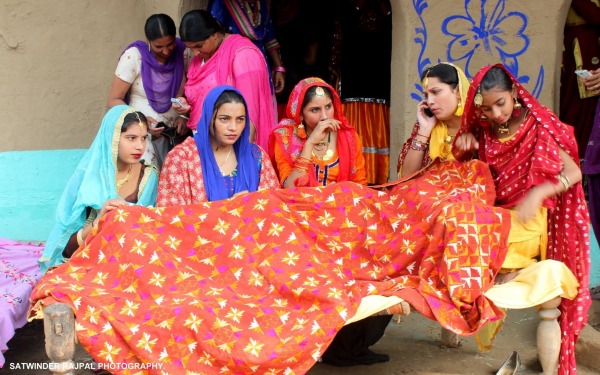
[[454, 98, 464, 116], [474, 86, 483, 106], [513, 97, 521, 109], [298, 122, 306, 138]]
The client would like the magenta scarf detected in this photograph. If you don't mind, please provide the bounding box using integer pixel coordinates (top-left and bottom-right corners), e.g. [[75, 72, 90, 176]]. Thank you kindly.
[[185, 34, 276, 150]]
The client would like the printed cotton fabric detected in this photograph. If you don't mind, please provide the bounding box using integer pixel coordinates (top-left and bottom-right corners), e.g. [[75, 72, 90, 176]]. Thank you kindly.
[[0, 239, 43, 368], [31, 160, 510, 374]]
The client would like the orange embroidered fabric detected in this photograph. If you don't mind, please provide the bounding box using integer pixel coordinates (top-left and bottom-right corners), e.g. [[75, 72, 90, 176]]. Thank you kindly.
[[31, 160, 509, 374]]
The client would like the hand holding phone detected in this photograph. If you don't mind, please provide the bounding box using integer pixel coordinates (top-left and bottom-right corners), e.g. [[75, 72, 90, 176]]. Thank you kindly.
[[575, 69, 593, 79], [423, 107, 434, 117], [171, 97, 184, 107]]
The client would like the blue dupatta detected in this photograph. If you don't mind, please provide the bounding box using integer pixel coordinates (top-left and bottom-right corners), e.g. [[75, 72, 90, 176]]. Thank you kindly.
[[194, 86, 260, 201], [40, 105, 158, 273]]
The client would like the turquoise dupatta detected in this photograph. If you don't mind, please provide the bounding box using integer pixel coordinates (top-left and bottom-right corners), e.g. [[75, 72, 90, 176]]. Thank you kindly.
[[40, 105, 158, 273]]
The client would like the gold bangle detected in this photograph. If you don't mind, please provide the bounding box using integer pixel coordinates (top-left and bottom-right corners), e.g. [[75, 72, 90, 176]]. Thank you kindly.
[[560, 172, 571, 189], [76, 229, 84, 246], [557, 173, 570, 191]]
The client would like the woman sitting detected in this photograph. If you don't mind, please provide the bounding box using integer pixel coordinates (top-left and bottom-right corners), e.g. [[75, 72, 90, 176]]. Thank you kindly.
[[157, 85, 279, 206], [172, 10, 277, 152], [39, 106, 159, 273], [269, 77, 391, 366], [269, 77, 367, 188], [107, 13, 190, 169], [397, 62, 469, 176], [455, 63, 590, 375]]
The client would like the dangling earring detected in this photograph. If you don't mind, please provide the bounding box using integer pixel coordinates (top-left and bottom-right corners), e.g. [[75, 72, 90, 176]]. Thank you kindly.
[[512, 97, 522, 118], [298, 122, 307, 138], [147, 42, 151, 52], [454, 98, 463, 116]]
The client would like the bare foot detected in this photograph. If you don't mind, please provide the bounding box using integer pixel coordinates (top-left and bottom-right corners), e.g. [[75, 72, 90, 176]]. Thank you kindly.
[[495, 271, 519, 285]]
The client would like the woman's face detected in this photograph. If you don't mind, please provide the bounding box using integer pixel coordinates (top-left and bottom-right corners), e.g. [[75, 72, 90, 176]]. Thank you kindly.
[[478, 88, 515, 125], [149, 35, 176, 63], [185, 33, 221, 61], [300, 90, 334, 130], [117, 123, 148, 165], [423, 77, 460, 121], [210, 102, 246, 146]]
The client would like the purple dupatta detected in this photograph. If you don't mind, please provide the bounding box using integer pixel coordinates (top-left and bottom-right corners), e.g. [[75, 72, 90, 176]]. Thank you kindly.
[[121, 39, 185, 114]]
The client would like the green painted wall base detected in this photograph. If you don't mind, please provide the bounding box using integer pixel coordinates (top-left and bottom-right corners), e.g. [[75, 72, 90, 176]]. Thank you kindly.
[[0, 150, 86, 241], [590, 227, 600, 288]]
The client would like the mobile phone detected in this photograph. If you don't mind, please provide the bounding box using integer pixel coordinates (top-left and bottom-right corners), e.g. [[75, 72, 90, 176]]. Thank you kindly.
[[575, 69, 593, 79], [155, 121, 167, 128], [171, 97, 184, 107], [423, 107, 434, 117]]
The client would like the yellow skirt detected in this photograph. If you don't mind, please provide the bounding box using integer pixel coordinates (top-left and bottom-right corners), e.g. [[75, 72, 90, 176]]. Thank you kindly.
[[501, 206, 548, 271]]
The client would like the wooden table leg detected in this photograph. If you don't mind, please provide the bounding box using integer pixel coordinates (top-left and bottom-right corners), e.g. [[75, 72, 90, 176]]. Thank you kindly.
[[44, 303, 76, 375], [537, 297, 561, 375]]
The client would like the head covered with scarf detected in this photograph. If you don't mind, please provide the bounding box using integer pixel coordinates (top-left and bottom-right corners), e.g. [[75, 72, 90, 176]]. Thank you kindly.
[[194, 85, 260, 201], [269, 77, 360, 186], [459, 63, 591, 375], [121, 14, 186, 114], [40, 105, 159, 273], [397, 62, 470, 171]]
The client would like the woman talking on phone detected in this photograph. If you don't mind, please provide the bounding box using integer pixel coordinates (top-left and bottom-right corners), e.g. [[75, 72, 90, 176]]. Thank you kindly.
[[397, 62, 470, 176]]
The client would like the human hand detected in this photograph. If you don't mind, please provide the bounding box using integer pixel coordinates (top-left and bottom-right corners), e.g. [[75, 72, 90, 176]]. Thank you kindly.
[[514, 187, 543, 223], [416, 100, 437, 133], [454, 133, 479, 152], [583, 69, 600, 91], [173, 116, 190, 136], [307, 119, 341, 146], [145, 116, 164, 137], [98, 198, 128, 219], [172, 97, 191, 115], [273, 71, 285, 94]]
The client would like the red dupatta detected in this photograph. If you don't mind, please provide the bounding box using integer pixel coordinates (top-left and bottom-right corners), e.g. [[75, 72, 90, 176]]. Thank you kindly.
[[269, 77, 358, 187], [458, 64, 591, 375]]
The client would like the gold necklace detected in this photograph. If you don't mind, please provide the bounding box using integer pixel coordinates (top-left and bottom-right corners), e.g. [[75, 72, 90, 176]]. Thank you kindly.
[[218, 146, 233, 173], [116, 164, 133, 191], [444, 134, 456, 145], [311, 132, 334, 161], [496, 121, 510, 135]]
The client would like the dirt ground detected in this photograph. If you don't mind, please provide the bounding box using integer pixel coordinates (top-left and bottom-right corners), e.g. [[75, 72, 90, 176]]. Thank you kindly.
[[1, 307, 598, 375]]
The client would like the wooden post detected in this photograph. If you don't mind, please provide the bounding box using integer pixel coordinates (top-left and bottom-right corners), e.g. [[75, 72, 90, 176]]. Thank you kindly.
[[44, 303, 76, 375], [440, 327, 461, 348], [537, 297, 562, 375]]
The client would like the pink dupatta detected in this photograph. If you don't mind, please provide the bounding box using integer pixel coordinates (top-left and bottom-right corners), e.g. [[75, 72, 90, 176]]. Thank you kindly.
[[185, 34, 276, 150]]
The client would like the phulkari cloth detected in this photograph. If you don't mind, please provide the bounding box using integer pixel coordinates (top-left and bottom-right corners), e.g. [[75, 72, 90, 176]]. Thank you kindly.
[[31, 159, 510, 374]]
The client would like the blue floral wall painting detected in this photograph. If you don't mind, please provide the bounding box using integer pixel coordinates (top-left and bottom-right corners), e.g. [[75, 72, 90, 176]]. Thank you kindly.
[[411, 0, 545, 102]]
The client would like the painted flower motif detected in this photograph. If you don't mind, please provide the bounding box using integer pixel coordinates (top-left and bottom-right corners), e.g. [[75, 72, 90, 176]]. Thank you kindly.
[[442, 0, 529, 77]]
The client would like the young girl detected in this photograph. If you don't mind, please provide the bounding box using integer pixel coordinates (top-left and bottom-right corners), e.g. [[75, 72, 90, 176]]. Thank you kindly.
[[40, 106, 158, 273], [157, 85, 279, 205], [269, 77, 367, 187], [455, 63, 591, 375]]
